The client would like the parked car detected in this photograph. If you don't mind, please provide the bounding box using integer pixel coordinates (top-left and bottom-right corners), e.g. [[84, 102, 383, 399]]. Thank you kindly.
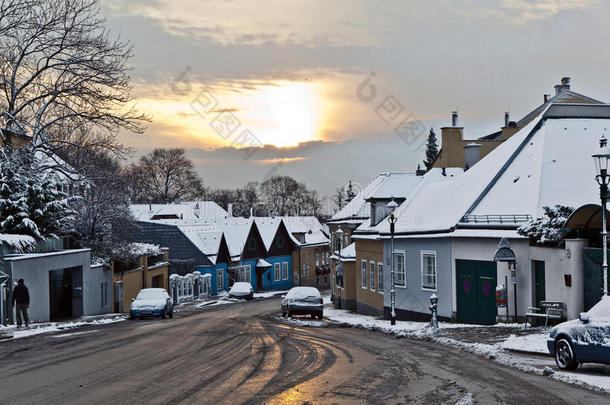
[[229, 282, 254, 300], [547, 295, 610, 370], [281, 287, 323, 319], [130, 288, 173, 320]]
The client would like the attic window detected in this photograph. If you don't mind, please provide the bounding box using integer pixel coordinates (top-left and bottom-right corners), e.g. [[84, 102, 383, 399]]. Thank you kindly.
[[275, 237, 283, 248], [248, 239, 255, 250]]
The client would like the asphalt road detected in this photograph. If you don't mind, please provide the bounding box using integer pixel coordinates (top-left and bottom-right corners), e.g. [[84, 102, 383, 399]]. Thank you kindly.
[[0, 298, 608, 405]]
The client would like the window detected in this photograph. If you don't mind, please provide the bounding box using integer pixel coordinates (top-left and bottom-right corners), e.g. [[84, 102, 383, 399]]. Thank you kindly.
[[325, 252, 329, 264], [300, 235, 306, 243], [230, 264, 251, 283], [316, 253, 320, 266], [394, 251, 406, 287], [361, 260, 367, 288], [370, 261, 375, 291], [421, 251, 437, 291], [301, 263, 308, 278], [378, 263, 384, 293], [275, 237, 283, 248], [217, 269, 224, 290], [248, 239, 255, 250], [282, 262, 289, 280], [274, 263, 281, 281]]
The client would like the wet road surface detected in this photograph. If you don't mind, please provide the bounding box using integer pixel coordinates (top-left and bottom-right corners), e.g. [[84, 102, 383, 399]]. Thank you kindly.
[[0, 298, 608, 404]]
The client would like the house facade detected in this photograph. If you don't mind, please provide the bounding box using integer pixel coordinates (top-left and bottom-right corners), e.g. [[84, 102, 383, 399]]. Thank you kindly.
[[112, 248, 170, 313], [369, 83, 610, 324]]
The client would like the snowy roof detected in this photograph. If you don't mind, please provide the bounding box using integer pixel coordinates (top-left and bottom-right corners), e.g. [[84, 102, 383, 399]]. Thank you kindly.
[[370, 111, 547, 235], [256, 258, 272, 268], [374, 102, 610, 236], [130, 201, 228, 221], [355, 167, 464, 234], [175, 223, 224, 264], [330, 242, 356, 262], [0, 234, 36, 252], [468, 115, 607, 220], [329, 172, 424, 224], [278, 216, 329, 246], [253, 217, 284, 250]]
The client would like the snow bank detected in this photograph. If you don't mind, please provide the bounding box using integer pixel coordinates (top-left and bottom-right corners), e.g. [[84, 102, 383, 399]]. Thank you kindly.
[[0, 315, 125, 340], [502, 333, 549, 354]]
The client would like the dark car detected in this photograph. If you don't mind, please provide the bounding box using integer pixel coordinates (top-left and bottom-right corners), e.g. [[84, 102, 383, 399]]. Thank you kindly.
[[130, 288, 174, 320], [281, 287, 323, 319], [228, 282, 254, 300], [547, 295, 610, 370]]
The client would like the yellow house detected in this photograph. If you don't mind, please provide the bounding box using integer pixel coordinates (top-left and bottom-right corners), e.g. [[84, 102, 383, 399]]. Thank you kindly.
[[354, 238, 384, 315], [433, 77, 603, 170], [111, 248, 170, 313]]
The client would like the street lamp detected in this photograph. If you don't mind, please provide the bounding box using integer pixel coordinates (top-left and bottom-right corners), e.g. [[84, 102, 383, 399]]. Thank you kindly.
[[592, 135, 610, 296], [387, 198, 398, 325], [336, 226, 344, 309]]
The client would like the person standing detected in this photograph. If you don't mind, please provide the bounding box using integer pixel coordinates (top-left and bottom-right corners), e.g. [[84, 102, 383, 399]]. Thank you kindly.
[[12, 279, 30, 328]]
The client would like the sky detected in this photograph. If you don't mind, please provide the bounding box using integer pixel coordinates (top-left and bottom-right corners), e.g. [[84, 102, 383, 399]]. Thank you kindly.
[[102, 0, 610, 200]]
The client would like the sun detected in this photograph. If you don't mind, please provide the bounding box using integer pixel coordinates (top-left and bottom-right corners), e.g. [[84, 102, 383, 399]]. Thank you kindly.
[[255, 81, 322, 147]]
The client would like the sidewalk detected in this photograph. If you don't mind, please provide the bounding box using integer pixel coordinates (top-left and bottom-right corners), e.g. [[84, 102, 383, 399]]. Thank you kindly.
[[0, 313, 125, 340]]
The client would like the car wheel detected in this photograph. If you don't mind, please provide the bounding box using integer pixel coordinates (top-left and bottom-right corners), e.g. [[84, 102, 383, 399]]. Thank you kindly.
[[169, 310, 174, 319], [287, 310, 292, 318], [161, 306, 168, 319], [317, 312, 323, 320], [282, 312, 286, 317], [129, 314, 135, 320], [310, 313, 316, 319], [555, 338, 578, 370]]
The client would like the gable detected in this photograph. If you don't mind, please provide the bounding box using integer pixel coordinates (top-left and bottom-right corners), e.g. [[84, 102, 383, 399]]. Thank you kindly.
[[241, 222, 267, 260], [266, 221, 295, 257]]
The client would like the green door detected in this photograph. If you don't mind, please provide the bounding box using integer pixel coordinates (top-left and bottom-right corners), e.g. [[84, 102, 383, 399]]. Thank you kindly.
[[456, 259, 497, 325], [533, 261, 545, 309]]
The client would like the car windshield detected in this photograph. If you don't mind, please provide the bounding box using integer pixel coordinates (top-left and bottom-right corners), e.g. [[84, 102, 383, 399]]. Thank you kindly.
[[587, 295, 610, 320], [230, 283, 251, 293], [286, 287, 321, 300], [136, 289, 165, 300]]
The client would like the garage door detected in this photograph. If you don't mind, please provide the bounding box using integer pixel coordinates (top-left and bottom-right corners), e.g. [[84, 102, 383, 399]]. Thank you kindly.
[[456, 259, 497, 325]]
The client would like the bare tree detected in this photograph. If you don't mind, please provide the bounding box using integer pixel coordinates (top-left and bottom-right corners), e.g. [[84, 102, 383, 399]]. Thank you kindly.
[[138, 148, 206, 203], [332, 187, 346, 211], [260, 176, 301, 215], [0, 0, 148, 168], [123, 163, 148, 204]]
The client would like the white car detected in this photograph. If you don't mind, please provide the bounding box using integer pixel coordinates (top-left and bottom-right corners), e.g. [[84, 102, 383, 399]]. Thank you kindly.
[[281, 287, 323, 319], [130, 288, 173, 319], [229, 282, 254, 300]]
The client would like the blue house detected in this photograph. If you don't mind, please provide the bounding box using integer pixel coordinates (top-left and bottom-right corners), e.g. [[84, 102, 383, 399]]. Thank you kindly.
[[255, 218, 296, 291]]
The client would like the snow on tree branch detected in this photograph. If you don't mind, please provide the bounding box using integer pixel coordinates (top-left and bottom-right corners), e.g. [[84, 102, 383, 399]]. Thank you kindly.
[[518, 205, 574, 245]]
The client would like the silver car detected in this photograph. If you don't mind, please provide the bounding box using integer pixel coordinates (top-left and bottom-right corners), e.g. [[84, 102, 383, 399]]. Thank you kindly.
[[281, 287, 323, 319]]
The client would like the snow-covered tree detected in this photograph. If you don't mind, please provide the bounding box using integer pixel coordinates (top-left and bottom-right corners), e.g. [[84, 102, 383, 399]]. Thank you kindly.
[[424, 128, 439, 170], [0, 149, 75, 239], [518, 205, 574, 245]]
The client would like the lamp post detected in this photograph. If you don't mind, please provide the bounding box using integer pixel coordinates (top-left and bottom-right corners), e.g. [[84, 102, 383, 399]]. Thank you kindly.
[[388, 198, 398, 325], [592, 136, 610, 296], [336, 226, 343, 309]]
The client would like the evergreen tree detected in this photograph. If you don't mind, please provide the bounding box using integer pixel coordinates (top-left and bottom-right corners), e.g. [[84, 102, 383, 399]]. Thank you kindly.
[[0, 162, 33, 236], [424, 128, 439, 170], [25, 177, 75, 239]]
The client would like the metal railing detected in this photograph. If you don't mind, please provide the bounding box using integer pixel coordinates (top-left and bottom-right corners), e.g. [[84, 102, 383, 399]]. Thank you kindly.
[[460, 214, 532, 224]]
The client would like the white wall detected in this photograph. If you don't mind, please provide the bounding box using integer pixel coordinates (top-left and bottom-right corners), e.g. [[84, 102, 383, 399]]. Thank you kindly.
[[450, 237, 587, 321]]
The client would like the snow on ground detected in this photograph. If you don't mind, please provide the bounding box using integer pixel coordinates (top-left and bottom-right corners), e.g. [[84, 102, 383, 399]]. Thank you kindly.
[[254, 290, 288, 298], [502, 333, 549, 354], [277, 316, 328, 327], [0, 314, 124, 340], [454, 393, 473, 405], [319, 296, 610, 393]]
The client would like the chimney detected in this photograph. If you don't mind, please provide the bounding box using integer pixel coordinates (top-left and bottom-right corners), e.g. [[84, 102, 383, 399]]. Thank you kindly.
[[554, 77, 571, 95], [227, 203, 233, 217], [504, 112, 509, 127], [126, 197, 131, 206], [544, 94, 550, 103], [451, 111, 458, 127]]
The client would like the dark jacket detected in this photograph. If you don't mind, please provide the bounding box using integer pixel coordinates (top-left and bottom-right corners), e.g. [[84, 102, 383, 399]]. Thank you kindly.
[[12, 284, 30, 305]]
